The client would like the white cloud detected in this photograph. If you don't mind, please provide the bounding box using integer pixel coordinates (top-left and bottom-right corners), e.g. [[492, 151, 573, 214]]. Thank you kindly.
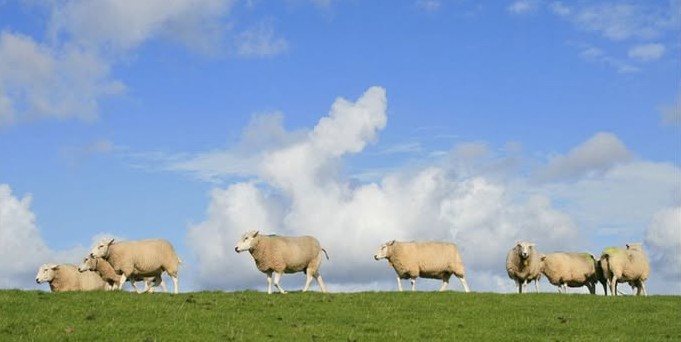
[[0, 185, 51, 288], [416, 0, 441, 12], [549, 2, 570, 17], [535, 132, 634, 182], [236, 22, 289, 57], [508, 0, 538, 14], [577, 45, 639, 74], [660, 92, 681, 127], [0, 31, 125, 126], [48, 0, 233, 53], [185, 87, 592, 293], [628, 43, 666, 61], [645, 206, 681, 282], [567, 3, 665, 41]]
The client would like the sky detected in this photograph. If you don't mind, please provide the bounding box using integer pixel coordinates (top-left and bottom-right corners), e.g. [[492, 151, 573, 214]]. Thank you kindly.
[[0, 0, 679, 294]]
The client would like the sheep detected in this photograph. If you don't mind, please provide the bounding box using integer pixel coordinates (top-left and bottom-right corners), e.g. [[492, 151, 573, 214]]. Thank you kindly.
[[78, 255, 167, 293], [540, 252, 598, 294], [373, 240, 470, 292], [234, 230, 328, 294], [89, 238, 180, 294], [600, 243, 650, 296], [505, 241, 542, 293], [35, 263, 108, 292]]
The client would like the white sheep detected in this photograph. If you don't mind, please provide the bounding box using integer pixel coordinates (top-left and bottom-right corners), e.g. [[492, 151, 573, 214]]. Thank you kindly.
[[600, 243, 650, 296], [373, 240, 470, 292], [78, 255, 166, 293], [234, 230, 328, 294], [505, 241, 542, 293], [540, 252, 598, 294], [89, 238, 180, 294], [35, 263, 109, 292]]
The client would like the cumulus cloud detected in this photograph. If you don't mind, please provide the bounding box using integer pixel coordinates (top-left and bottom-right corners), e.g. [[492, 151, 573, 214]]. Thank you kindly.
[[47, 0, 234, 53], [535, 132, 634, 182], [186, 87, 589, 292], [645, 206, 681, 282], [0, 185, 51, 288], [0, 31, 124, 126]]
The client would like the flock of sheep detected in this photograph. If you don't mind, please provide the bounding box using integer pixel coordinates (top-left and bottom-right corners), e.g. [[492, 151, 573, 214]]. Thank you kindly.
[[35, 231, 650, 296]]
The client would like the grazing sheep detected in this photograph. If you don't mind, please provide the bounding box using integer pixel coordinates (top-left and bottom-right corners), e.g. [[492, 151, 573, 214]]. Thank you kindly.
[[234, 230, 328, 294], [373, 240, 470, 292], [540, 252, 598, 294], [90, 238, 180, 294], [505, 241, 542, 293], [78, 255, 166, 293], [600, 243, 650, 296], [35, 263, 108, 292]]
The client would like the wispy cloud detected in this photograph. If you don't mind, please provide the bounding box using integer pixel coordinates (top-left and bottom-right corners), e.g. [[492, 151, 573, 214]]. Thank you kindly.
[[508, 0, 538, 14], [416, 0, 441, 12], [236, 21, 289, 57], [628, 43, 666, 61]]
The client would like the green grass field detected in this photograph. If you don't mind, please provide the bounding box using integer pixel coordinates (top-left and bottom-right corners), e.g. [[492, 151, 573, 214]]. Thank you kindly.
[[1, 290, 679, 341]]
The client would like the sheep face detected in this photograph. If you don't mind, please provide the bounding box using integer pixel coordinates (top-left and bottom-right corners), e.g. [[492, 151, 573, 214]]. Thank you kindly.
[[90, 239, 115, 258], [235, 230, 259, 253], [516, 241, 535, 260], [78, 256, 96, 272], [35, 264, 59, 283], [373, 240, 395, 260]]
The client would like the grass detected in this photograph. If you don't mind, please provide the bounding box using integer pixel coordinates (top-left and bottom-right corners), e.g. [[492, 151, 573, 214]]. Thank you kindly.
[[1, 290, 679, 341]]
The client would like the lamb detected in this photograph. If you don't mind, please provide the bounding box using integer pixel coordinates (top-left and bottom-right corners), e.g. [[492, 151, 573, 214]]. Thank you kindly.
[[600, 243, 650, 296], [78, 255, 167, 293], [505, 241, 542, 293], [35, 263, 108, 292], [234, 230, 328, 294], [89, 238, 180, 294], [373, 240, 470, 292], [540, 252, 598, 294]]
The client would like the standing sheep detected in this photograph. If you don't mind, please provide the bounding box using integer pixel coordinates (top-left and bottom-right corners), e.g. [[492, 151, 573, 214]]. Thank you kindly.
[[505, 241, 542, 293], [540, 252, 598, 294], [600, 243, 650, 296], [373, 240, 470, 292], [35, 263, 108, 292], [90, 238, 180, 294], [78, 255, 166, 293], [234, 230, 328, 294]]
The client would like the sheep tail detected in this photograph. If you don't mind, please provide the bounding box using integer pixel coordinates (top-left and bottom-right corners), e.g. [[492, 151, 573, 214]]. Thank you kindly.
[[321, 248, 329, 260]]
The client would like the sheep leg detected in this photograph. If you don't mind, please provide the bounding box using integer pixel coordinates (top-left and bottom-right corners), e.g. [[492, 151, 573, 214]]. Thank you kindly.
[[266, 272, 273, 294], [315, 274, 327, 293], [119, 274, 128, 291], [458, 276, 470, 293], [515, 279, 522, 294], [302, 271, 313, 292], [273, 272, 287, 294], [170, 275, 179, 294], [396, 276, 403, 292], [534, 279, 539, 293], [159, 277, 168, 293], [609, 276, 618, 296], [439, 279, 449, 292], [640, 282, 647, 296], [410, 278, 416, 292]]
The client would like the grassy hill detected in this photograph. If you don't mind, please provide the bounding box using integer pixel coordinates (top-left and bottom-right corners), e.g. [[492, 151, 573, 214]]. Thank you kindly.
[[1, 290, 679, 341]]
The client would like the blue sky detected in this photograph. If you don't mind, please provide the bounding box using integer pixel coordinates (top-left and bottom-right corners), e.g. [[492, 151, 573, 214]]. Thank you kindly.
[[1, 0, 679, 294]]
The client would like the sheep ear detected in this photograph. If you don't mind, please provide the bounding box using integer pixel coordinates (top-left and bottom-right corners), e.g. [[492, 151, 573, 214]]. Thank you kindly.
[[50, 264, 60, 270], [253, 231, 259, 237], [387, 240, 395, 246], [107, 238, 115, 246]]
